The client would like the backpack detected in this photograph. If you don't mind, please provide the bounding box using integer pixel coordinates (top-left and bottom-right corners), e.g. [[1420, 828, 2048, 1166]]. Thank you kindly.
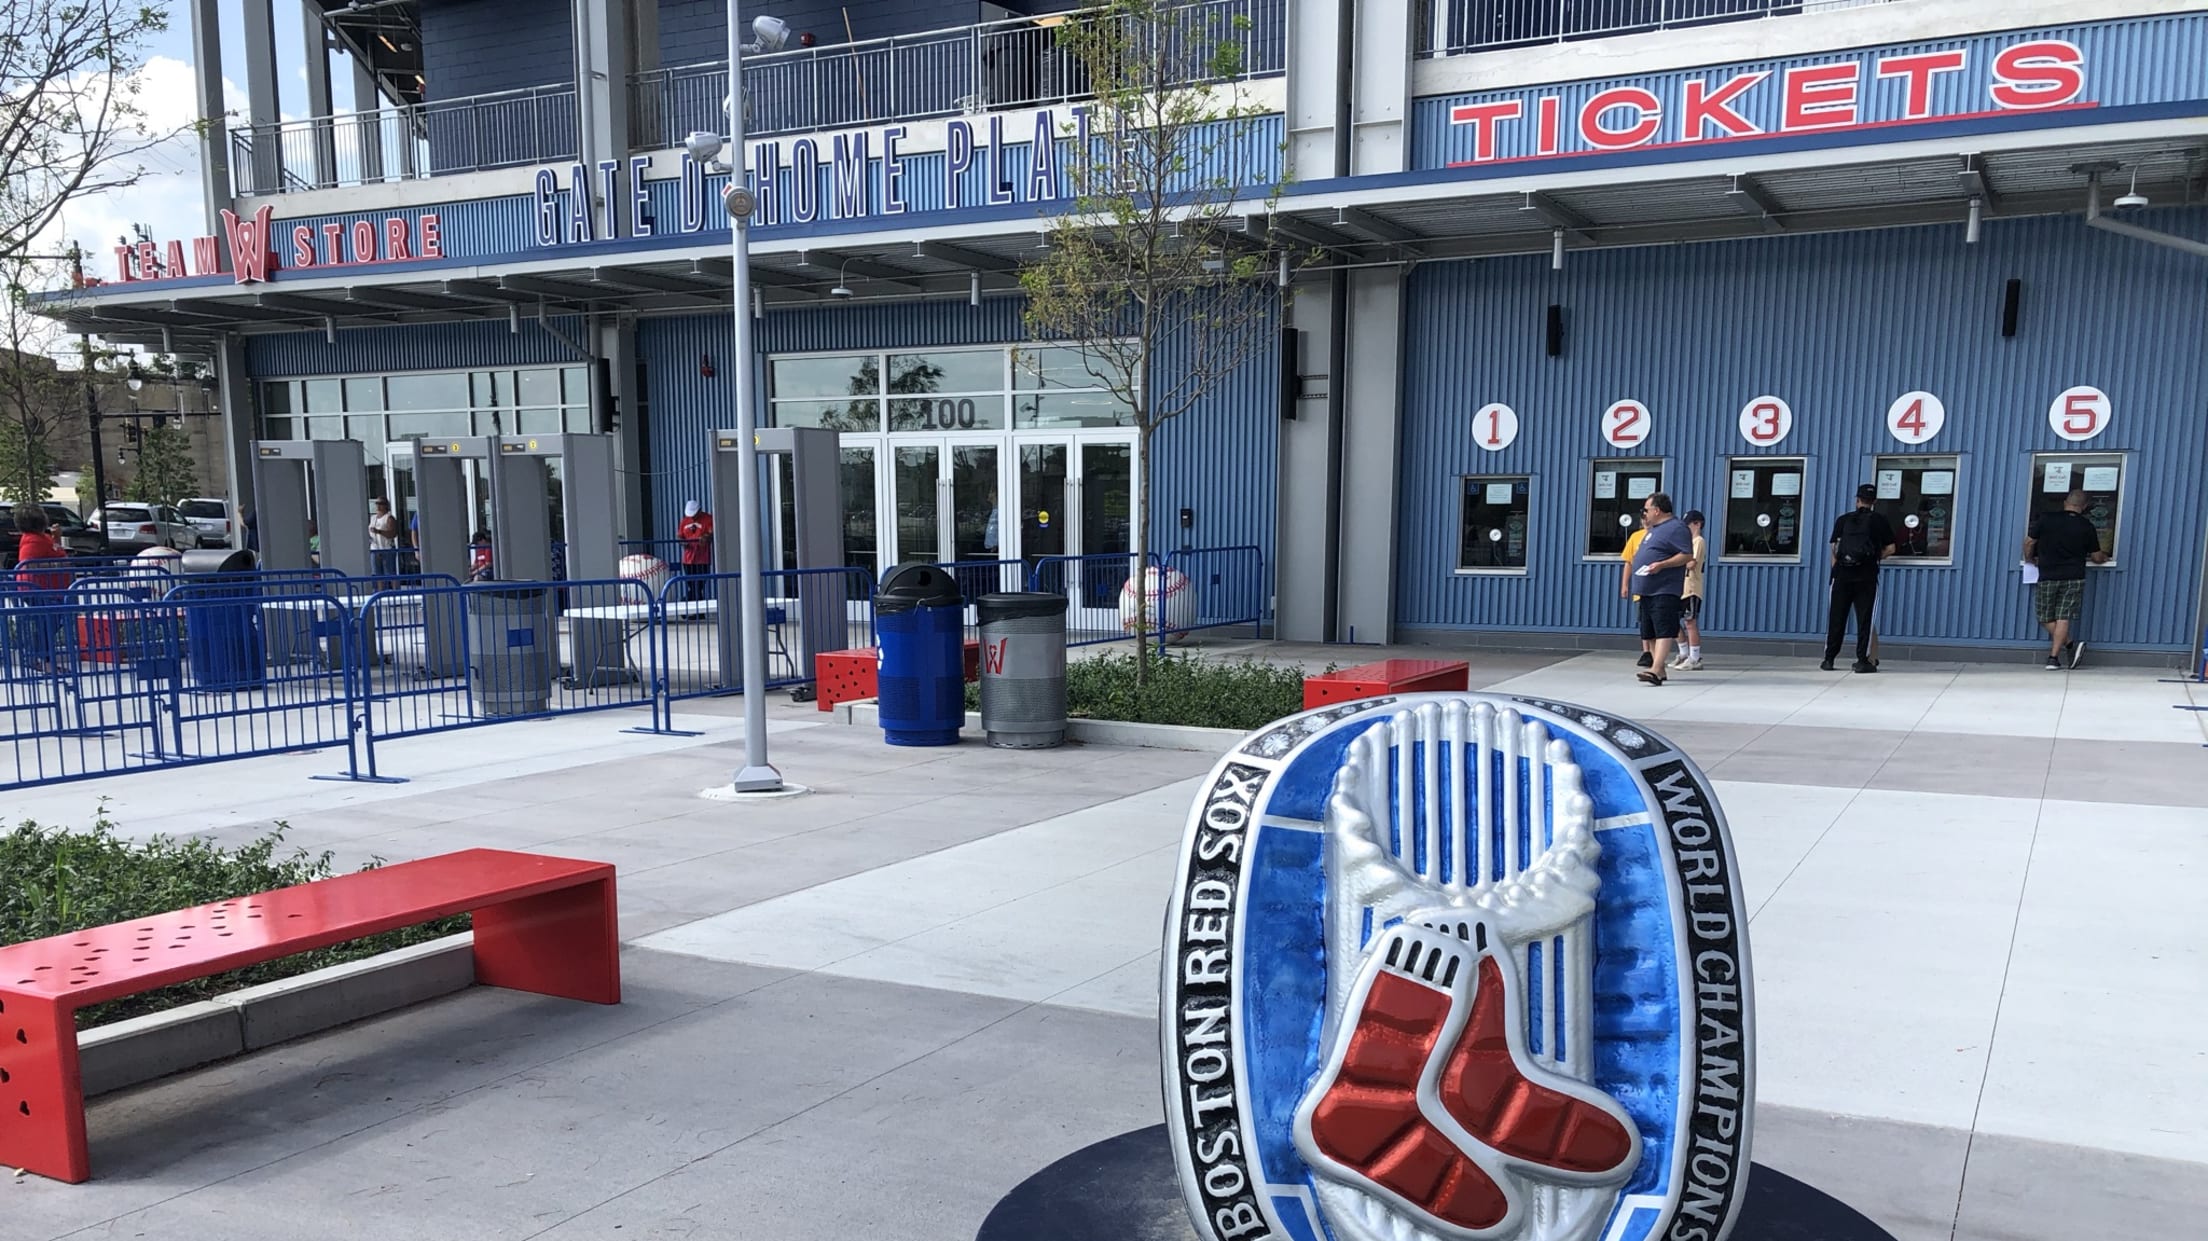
[[1835, 511, 1879, 569]]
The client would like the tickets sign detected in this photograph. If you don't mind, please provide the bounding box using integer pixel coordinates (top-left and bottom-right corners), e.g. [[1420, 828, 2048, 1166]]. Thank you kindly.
[[1414, 17, 2208, 170]]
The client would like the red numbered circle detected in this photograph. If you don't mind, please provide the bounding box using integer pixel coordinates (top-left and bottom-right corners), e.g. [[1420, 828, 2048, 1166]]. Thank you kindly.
[[1474, 402, 1520, 451], [2048, 385, 2110, 442], [1738, 396, 1793, 446], [1886, 391, 1945, 445], [1602, 399, 1651, 448]]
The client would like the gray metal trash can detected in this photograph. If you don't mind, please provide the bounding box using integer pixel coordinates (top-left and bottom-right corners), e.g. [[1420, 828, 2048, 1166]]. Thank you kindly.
[[976, 592, 1068, 749], [467, 587, 554, 716]]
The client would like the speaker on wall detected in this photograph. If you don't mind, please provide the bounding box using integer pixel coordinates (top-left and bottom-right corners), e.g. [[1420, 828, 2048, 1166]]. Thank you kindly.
[[1546, 304, 1565, 357], [2001, 278, 2022, 338]]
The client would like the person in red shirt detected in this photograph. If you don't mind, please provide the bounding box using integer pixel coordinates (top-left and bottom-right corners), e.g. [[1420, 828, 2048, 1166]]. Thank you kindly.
[[677, 501, 714, 601], [12, 507, 69, 670], [468, 529, 494, 581]]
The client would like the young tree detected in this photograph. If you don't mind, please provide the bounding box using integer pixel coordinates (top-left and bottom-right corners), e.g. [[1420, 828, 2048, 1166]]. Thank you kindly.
[[0, 255, 74, 505], [0, 2, 175, 261], [127, 418, 196, 505], [1018, 0, 1289, 683]]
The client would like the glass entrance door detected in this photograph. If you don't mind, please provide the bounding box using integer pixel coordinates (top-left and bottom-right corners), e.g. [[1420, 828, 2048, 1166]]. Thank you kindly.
[[1008, 435, 1137, 633], [889, 444, 941, 566], [1075, 441, 1135, 630]]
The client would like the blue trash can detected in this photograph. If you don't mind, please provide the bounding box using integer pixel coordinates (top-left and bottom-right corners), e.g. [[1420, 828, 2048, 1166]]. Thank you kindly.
[[182, 558, 267, 691], [875, 564, 965, 746]]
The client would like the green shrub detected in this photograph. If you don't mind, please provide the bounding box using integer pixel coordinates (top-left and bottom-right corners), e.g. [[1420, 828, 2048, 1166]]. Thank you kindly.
[[962, 649, 1312, 731], [1, 807, 469, 1029]]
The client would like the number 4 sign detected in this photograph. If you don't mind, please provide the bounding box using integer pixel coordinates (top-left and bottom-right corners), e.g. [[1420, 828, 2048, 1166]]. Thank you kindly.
[[1474, 402, 1520, 451], [1738, 396, 1793, 447], [1887, 391, 1946, 445], [1602, 399, 1650, 448], [2049, 386, 2111, 442]]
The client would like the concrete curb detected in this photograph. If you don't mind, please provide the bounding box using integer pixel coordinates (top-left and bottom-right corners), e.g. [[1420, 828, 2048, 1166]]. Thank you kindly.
[[77, 933, 476, 1098], [832, 699, 1244, 753]]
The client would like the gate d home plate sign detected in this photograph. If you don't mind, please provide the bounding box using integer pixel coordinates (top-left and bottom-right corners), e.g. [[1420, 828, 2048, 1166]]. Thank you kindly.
[[1164, 694, 1753, 1241]]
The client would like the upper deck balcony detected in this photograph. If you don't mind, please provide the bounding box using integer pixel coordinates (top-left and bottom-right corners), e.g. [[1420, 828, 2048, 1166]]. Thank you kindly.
[[229, 0, 1285, 198]]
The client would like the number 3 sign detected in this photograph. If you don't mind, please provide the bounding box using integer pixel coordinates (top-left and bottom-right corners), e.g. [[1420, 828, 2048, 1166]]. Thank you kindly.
[[1602, 399, 1650, 448], [1738, 396, 1793, 447], [1474, 402, 1520, 451], [1887, 391, 1945, 445], [2049, 386, 2110, 442]]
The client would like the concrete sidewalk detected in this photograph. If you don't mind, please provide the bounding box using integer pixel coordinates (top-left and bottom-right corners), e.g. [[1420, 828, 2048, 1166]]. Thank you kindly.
[[6, 650, 2206, 1240]]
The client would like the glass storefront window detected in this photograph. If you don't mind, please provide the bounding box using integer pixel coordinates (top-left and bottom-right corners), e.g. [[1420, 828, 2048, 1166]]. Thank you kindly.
[[2028, 452, 2124, 563], [1459, 476, 1531, 572], [303, 378, 342, 413], [561, 365, 590, 404], [387, 411, 469, 441], [771, 354, 878, 400], [472, 370, 509, 409], [840, 447, 878, 573], [517, 409, 563, 434], [1014, 392, 1133, 428], [1585, 459, 1662, 557], [772, 399, 881, 432], [343, 377, 383, 411], [890, 350, 1002, 395], [261, 381, 293, 415], [386, 372, 468, 412], [1722, 458, 1807, 560], [517, 368, 561, 408], [1013, 345, 1112, 390], [1871, 455, 1959, 563], [565, 408, 593, 433]]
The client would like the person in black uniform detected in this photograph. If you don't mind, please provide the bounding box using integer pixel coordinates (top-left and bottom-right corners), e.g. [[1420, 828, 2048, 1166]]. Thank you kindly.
[[1822, 484, 1896, 673]]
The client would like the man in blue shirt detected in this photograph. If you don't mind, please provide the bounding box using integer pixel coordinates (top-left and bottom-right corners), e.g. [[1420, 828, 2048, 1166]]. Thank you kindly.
[[1629, 492, 1696, 686]]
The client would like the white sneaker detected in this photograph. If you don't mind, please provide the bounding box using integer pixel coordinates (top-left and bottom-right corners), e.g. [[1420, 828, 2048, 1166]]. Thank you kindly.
[[1668, 652, 1688, 668], [1680, 657, 1703, 671]]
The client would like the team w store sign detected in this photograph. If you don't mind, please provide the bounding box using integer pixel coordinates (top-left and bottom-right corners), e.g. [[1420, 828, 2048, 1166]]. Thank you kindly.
[[1421, 17, 2205, 169]]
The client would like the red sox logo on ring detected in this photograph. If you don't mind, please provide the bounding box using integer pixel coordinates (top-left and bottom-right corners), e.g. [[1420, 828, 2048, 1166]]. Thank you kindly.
[[1163, 693, 1754, 1241]]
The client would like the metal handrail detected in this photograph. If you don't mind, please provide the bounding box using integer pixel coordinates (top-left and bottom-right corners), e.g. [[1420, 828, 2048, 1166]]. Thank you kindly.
[[227, 82, 579, 195], [1417, 0, 1890, 59]]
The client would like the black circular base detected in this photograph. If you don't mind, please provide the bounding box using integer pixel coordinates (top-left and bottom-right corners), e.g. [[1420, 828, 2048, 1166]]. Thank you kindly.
[[977, 1125, 1895, 1241]]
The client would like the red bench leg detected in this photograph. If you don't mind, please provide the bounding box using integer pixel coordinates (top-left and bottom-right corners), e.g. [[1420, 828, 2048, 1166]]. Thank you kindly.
[[471, 876, 621, 1006], [0, 994, 90, 1183]]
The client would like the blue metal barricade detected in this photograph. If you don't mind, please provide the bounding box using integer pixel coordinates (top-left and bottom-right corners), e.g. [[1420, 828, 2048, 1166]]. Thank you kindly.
[[1160, 545, 1267, 645], [654, 566, 875, 718], [1027, 552, 1153, 646], [931, 559, 1026, 647]]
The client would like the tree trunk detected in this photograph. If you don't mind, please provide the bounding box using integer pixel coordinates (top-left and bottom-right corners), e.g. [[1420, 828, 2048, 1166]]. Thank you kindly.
[[1134, 423, 1152, 688]]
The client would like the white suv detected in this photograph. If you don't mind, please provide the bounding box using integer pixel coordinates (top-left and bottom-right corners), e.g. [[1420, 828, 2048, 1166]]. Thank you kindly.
[[177, 497, 235, 548]]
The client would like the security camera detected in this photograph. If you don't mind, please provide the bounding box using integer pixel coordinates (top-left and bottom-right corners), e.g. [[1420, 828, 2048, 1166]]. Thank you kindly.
[[684, 130, 723, 164]]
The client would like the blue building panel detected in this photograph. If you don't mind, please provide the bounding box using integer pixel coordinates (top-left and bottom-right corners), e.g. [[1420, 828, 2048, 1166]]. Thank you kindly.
[[244, 316, 591, 378], [420, 0, 577, 101], [1393, 211, 2208, 653], [1411, 14, 2208, 176]]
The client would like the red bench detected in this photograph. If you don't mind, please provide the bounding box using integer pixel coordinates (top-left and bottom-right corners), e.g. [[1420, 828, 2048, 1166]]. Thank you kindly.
[[0, 848, 618, 1183], [1303, 658, 1471, 709]]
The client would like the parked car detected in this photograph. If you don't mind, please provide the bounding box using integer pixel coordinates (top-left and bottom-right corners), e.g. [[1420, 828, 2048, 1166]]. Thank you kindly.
[[88, 503, 196, 554], [0, 502, 100, 568], [177, 497, 235, 548]]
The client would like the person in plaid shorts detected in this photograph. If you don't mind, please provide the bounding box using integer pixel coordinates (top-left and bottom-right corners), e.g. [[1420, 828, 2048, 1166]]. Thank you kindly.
[[2024, 489, 2108, 670]]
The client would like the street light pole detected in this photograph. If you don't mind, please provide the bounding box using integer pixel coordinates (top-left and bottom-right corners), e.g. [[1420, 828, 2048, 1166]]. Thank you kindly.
[[724, 0, 781, 793], [67, 248, 113, 547]]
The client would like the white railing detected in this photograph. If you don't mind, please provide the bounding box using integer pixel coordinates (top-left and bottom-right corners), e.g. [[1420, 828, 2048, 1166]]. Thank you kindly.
[[230, 83, 579, 196]]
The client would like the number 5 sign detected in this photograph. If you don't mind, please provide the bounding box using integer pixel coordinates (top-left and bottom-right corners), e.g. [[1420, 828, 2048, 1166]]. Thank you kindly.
[[1474, 402, 1520, 451], [1738, 396, 1793, 447], [2049, 386, 2111, 442], [1887, 391, 1945, 445], [1602, 399, 1650, 448]]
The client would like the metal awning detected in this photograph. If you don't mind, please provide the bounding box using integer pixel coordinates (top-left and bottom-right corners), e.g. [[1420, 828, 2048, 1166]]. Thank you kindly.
[[49, 132, 2207, 356]]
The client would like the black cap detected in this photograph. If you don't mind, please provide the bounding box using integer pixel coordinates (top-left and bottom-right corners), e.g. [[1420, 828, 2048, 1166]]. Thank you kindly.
[[1682, 510, 1704, 525], [1856, 484, 1879, 502]]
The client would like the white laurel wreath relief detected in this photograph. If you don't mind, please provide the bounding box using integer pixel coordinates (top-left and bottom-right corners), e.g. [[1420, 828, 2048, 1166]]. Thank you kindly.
[[1299, 700, 1637, 1241]]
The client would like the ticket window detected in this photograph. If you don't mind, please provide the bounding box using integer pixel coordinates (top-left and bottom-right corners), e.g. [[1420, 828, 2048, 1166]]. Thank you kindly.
[[1871, 455, 1959, 563], [1721, 458, 1806, 560], [2028, 452, 2125, 565], [1458, 476, 1530, 573], [1585, 460, 1663, 558]]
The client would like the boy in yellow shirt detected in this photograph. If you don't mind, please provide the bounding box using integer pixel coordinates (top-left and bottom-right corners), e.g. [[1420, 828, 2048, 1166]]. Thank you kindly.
[[1618, 524, 1651, 668]]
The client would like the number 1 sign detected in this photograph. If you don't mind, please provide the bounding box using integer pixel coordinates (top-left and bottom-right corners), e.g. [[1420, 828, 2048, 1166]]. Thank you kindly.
[[1602, 399, 1650, 448], [1738, 396, 1793, 447], [1474, 402, 1520, 451], [1887, 391, 1945, 445]]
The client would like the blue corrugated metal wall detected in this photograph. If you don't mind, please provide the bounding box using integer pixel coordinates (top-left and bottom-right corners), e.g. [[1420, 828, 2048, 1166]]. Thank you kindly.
[[636, 297, 1279, 563], [1395, 210, 2208, 652], [244, 316, 591, 377]]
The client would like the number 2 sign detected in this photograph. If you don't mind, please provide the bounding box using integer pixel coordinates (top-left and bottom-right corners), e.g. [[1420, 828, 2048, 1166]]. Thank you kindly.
[[1738, 396, 1793, 447], [1474, 403, 1520, 451], [2048, 386, 2110, 442], [1602, 399, 1650, 448], [1886, 391, 1945, 445]]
